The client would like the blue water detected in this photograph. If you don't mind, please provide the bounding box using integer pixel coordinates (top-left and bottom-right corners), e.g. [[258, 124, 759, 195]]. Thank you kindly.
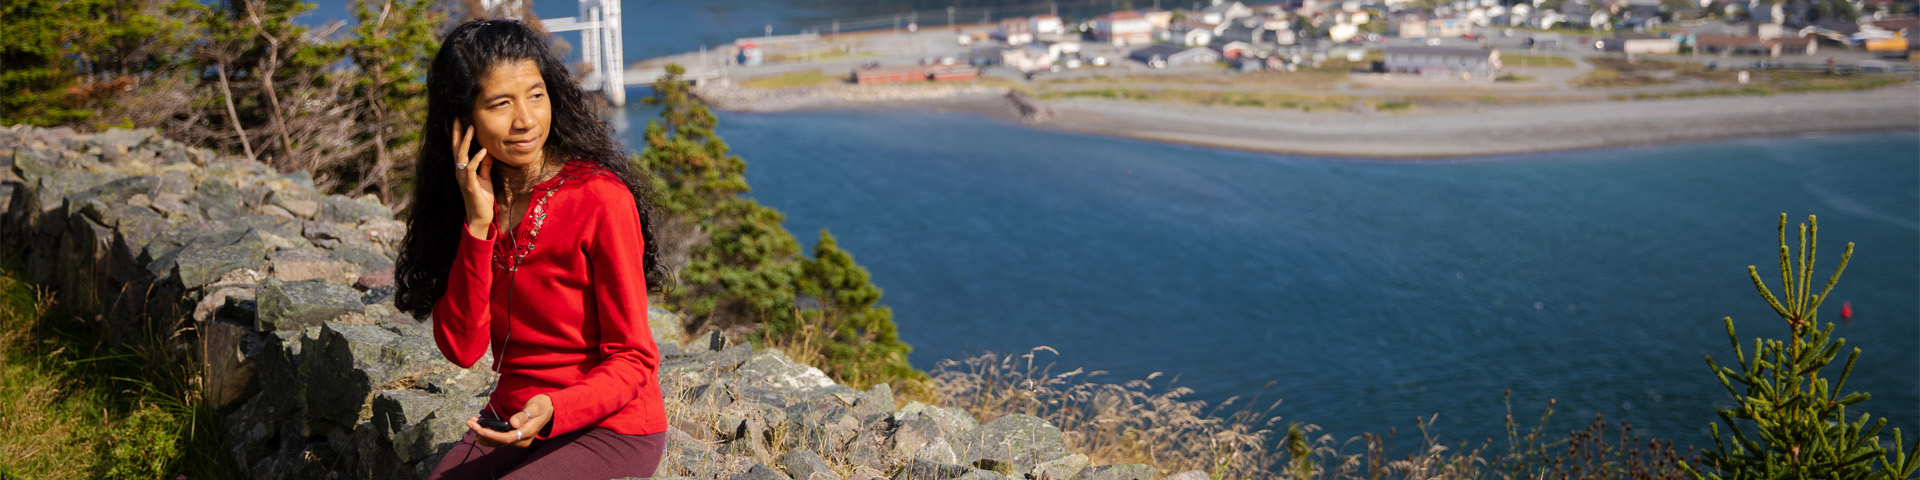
[[657, 106, 1919, 451]]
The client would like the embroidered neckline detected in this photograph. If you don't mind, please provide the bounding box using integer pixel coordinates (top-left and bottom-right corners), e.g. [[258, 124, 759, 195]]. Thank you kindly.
[[492, 163, 574, 272]]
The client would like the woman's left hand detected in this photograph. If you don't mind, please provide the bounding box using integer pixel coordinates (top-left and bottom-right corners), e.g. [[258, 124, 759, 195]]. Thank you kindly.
[[465, 394, 553, 448]]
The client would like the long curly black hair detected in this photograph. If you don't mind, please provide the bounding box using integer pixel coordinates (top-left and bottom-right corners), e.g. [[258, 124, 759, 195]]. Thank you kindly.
[[394, 18, 662, 319]]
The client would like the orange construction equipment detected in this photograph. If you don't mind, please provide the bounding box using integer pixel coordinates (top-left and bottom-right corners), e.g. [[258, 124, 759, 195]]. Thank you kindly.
[[1864, 37, 1909, 52]]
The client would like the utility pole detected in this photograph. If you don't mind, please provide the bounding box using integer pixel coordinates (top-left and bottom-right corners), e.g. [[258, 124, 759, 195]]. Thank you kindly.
[[948, 6, 955, 31]]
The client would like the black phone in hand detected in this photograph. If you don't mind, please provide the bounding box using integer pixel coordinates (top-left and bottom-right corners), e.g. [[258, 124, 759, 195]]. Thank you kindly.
[[478, 418, 514, 432]]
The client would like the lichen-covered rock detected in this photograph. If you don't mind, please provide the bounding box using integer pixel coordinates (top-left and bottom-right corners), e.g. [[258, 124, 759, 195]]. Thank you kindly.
[[330, 243, 396, 272], [1161, 470, 1207, 480], [777, 448, 837, 480], [297, 322, 442, 430], [893, 459, 983, 480], [1071, 464, 1155, 480], [1031, 454, 1091, 480], [896, 401, 979, 439], [649, 305, 685, 349], [733, 463, 794, 480], [851, 383, 894, 422], [733, 349, 837, 396], [256, 279, 364, 332], [954, 414, 1069, 474], [268, 247, 362, 283], [196, 178, 246, 219], [370, 390, 452, 437], [318, 194, 392, 223]]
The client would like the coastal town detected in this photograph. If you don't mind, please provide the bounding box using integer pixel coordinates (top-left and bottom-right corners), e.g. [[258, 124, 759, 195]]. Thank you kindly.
[[633, 0, 1920, 157]]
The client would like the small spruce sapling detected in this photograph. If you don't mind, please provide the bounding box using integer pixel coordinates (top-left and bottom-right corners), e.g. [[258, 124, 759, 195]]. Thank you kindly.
[[1683, 214, 1919, 480]]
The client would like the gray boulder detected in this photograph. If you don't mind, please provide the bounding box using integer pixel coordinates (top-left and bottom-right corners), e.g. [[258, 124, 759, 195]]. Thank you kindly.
[[330, 244, 396, 272], [1071, 464, 1155, 480], [256, 279, 365, 332], [649, 305, 685, 349], [777, 448, 837, 480], [297, 322, 445, 431], [732, 463, 794, 480], [317, 194, 392, 223], [892, 460, 984, 480], [895, 401, 979, 439], [196, 178, 246, 219], [268, 247, 362, 283], [732, 349, 837, 397], [1030, 454, 1090, 480], [1162, 471, 1208, 480], [954, 414, 1069, 474]]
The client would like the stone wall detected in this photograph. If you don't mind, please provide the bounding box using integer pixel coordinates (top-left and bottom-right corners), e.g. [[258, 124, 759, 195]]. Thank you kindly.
[[0, 125, 1178, 480]]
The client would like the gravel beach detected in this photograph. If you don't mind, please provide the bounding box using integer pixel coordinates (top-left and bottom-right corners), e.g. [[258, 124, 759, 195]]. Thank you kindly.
[[695, 83, 1920, 159]]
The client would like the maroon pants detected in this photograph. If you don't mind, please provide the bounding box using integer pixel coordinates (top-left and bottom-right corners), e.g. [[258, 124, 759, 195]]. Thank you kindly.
[[428, 422, 665, 480]]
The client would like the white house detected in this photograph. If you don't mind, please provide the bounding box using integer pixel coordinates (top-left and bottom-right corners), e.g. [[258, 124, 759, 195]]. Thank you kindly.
[[1002, 47, 1050, 72], [1036, 40, 1082, 61], [1329, 22, 1361, 42], [997, 18, 1034, 46], [1030, 14, 1066, 36], [1508, 4, 1532, 25], [1172, 22, 1216, 46], [1200, 0, 1255, 26], [1092, 11, 1155, 46]]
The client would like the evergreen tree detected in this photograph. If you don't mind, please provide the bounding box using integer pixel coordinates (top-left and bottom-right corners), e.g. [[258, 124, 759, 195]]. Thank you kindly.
[[796, 230, 916, 382], [1684, 214, 1919, 480], [0, 0, 198, 127], [344, 0, 442, 202], [635, 65, 919, 387]]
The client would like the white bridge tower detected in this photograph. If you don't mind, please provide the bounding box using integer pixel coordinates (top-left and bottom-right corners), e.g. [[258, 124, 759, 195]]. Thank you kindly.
[[482, 0, 628, 106]]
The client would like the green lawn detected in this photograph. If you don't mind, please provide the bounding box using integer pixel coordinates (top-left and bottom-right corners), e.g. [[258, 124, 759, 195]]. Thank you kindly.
[[1503, 54, 1577, 68], [739, 70, 842, 89]]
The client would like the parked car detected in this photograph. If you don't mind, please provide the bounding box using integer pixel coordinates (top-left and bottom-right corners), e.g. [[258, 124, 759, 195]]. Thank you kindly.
[[1426, 37, 1443, 46], [1461, 33, 1482, 41]]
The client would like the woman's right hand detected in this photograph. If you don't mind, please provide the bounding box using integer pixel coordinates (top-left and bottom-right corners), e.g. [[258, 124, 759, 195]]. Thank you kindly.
[[453, 119, 495, 238]]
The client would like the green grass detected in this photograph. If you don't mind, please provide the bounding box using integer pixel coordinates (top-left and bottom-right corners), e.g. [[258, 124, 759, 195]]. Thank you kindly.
[[0, 260, 239, 480], [738, 70, 842, 89], [1503, 54, 1577, 68], [1621, 71, 1910, 100], [764, 49, 879, 63]]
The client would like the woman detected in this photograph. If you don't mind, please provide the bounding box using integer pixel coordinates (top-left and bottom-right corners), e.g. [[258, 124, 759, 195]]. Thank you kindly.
[[393, 18, 668, 479]]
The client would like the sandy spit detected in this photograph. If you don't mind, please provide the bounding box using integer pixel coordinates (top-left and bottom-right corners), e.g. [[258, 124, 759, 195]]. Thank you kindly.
[[698, 84, 1920, 159]]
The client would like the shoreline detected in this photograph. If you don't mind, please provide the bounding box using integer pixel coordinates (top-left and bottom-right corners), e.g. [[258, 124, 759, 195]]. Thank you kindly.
[[694, 83, 1920, 159]]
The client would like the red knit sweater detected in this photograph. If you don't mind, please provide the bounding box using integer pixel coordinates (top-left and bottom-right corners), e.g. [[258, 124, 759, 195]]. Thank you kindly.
[[432, 161, 667, 439]]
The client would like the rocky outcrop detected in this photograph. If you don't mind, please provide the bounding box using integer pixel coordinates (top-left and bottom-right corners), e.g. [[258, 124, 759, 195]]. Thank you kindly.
[[1, 125, 1183, 480]]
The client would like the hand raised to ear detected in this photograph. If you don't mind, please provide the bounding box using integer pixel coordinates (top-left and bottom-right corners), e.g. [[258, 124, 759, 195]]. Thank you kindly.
[[453, 118, 497, 239]]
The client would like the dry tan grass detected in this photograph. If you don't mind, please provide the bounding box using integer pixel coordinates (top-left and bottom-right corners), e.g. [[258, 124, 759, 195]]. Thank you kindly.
[[926, 347, 1694, 480], [931, 346, 1292, 478]]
